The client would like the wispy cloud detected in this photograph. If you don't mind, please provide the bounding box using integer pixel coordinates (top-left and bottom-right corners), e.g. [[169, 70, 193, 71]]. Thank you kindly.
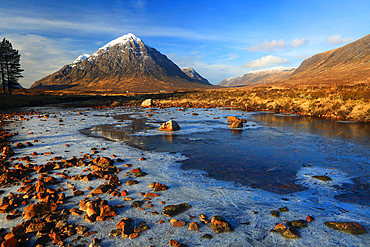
[[327, 35, 354, 45], [290, 38, 308, 48], [247, 39, 286, 52], [134, 0, 146, 10], [6, 34, 81, 88], [217, 53, 239, 62], [243, 55, 290, 68]]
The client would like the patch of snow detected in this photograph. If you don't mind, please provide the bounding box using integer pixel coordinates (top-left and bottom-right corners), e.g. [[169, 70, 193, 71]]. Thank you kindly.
[[248, 66, 296, 74], [72, 54, 90, 64]]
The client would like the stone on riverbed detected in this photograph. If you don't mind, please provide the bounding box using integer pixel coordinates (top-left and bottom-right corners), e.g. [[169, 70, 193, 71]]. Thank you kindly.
[[158, 120, 180, 131], [163, 203, 191, 217], [209, 215, 232, 233], [324, 221, 367, 235], [312, 175, 332, 181]]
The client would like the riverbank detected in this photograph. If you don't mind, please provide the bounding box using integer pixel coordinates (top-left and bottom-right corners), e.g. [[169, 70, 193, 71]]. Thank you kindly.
[[1, 84, 370, 122]]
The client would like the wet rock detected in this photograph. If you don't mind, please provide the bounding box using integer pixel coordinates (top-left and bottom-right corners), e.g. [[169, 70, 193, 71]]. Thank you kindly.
[[144, 192, 160, 198], [109, 229, 121, 237], [270, 223, 287, 233], [131, 201, 143, 208], [201, 234, 213, 239], [135, 222, 150, 233], [306, 215, 314, 223], [163, 203, 191, 217], [229, 120, 243, 128], [227, 116, 239, 123], [188, 222, 199, 230], [1, 237, 18, 247], [149, 182, 169, 191], [172, 221, 186, 227], [288, 220, 307, 228], [134, 171, 147, 177], [129, 232, 139, 239], [270, 211, 280, 217], [209, 215, 232, 233], [312, 175, 332, 181], [324, 221, 367, 235], [141, 99, 153, 108], [199, 214, 209, 224], [278, 207, 288, 212], [158, 120, 180, 131], [126, 180, 139, 185], [121, 225, 134, 238], [282, 227, 300, 238]]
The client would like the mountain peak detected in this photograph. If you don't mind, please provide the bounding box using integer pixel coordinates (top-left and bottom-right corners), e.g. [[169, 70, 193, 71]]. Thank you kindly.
[[99, 33, 144, 51]]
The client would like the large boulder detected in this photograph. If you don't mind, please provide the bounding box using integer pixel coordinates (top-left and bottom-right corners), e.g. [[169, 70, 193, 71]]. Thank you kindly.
[[159, 120, 180, 131], [324, 221, 367, 235], [141, 99, 153, 107]]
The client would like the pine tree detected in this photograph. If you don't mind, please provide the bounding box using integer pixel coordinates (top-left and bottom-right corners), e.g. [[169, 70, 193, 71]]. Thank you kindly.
[[0, 38, 23, 94]]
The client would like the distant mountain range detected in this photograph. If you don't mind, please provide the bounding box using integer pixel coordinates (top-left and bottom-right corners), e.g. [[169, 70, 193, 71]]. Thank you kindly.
[[218, 67, 296, 87], [219, 33, 370, 88], [31, 33, 213, 92]]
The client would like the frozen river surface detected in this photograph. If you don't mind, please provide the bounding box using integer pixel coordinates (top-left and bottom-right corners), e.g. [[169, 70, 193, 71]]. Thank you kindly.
[[4, 105, 370, 246]]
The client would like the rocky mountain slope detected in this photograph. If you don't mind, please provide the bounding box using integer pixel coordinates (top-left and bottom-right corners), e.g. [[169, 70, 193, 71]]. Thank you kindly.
[[181, 67, 210, 84], [218, 67, 295, 87], [278, 34, 370, 87], [31, 33, 212, 93]]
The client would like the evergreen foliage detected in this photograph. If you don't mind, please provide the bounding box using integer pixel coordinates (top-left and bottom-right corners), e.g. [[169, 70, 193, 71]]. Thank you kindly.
[[0, 38, 23, 94]]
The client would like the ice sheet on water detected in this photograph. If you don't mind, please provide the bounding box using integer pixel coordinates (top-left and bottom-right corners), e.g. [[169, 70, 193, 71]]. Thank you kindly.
[[3, 106, 370, 247]]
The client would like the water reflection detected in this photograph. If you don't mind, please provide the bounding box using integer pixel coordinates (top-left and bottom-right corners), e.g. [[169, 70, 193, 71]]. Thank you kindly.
[[81, 110, 370, 202]]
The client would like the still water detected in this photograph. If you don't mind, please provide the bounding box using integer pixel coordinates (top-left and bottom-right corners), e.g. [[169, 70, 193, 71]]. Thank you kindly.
[[82, 108, 370, 205]]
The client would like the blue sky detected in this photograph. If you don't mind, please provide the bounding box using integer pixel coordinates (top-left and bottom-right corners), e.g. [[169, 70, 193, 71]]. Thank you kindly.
[[1, 0, 370, 88]]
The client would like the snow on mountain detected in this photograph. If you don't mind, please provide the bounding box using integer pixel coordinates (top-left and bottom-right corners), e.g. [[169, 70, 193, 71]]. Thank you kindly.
[[72, 54, 90, 65], [218, 66, 296, 87], [248, 66, 296, 74]]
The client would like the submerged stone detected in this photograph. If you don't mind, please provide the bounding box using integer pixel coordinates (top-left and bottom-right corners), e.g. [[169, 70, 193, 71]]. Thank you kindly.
[[324, 221, 367, 235], [270, 210, 280, 217], [282, 227, 300, 238], [163, 203, 191, 217], [312, 175, 332, 181], [288, 220, 307, 228]]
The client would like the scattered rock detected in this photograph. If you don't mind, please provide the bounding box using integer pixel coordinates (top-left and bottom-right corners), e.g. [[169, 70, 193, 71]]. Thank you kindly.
[[158, 120, 180, 131], [278, 207, 288, 212], [23, 202, 58, 219], [188, 222, 199, 230], [209, 215, 232, 233], [201, 234, 213, 239], [132, 201, 143, 208], [288, 220, 307, 228], [163, 203, 191, 217], [172, 221, 186, 227], [199, 214, 209, 224], [270, 223, 287, 233], [324, 221, 367, 235], [282, 227, 300, 238], [306, 215, 314, 223], [270, 211, 279, 217]]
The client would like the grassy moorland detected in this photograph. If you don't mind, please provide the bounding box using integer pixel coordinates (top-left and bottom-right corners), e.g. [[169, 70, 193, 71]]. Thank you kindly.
[[156, 84, 370, 122], [1, 84, 370, 122]]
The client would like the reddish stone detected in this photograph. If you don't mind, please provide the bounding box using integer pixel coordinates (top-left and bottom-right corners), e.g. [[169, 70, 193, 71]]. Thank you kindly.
[[1, 237, 18, 247], [154, 183, 168, 192], [229, 120, 243, 128], [188, 222, 199, 231], [144, 192, 160, 198]]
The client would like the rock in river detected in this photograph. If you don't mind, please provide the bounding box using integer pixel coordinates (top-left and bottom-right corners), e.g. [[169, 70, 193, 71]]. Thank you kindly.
[[324, 221, 367, 235], [158, 120, 180, 131]]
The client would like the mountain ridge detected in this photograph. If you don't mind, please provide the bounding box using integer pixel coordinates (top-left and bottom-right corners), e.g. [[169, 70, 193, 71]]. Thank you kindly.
[[31, 33, 213, 92]]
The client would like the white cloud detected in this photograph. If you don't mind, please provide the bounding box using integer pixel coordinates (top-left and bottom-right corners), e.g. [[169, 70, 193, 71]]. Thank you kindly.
[[243, 55, 290, 68], [247, 39, 286, 52], [134, 0, 146, 10], [5, 34, 81, 88], [217, 53, 239, 62], [328, 35, 354, 45], [290, 38, 308, 47]]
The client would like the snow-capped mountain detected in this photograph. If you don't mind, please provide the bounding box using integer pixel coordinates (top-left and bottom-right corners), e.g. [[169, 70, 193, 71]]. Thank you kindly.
[[218, 67, 296, 87], [31, 33, 212, 92], [181, 67, 209, 84]]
